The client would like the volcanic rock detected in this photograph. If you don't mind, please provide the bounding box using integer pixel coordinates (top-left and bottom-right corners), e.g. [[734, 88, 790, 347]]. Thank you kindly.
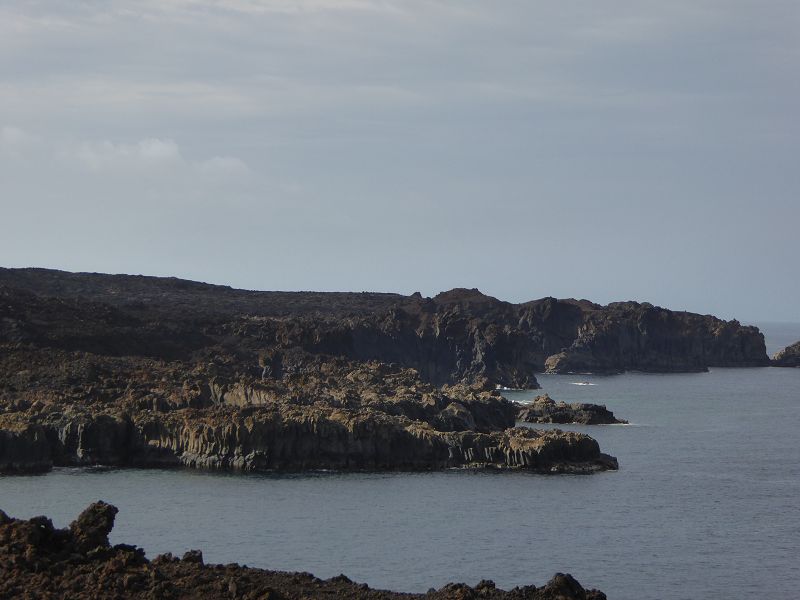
[[0, 266, 764, 474], [0, 503, 608, 600], [0, 348, 617, 474], [516, 395, 627, 425], [0, 268, 770, 388], [771, 341, 800, 367]]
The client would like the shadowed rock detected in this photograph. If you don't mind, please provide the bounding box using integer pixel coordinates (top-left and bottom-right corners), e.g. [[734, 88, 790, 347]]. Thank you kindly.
[[3, 266, 758, 475], [0, 268, 770, 389], [0, 503, 608, 599], [69, 501, 118, 552]]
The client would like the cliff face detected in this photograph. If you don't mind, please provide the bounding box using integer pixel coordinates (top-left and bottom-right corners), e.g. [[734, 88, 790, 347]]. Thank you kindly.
[[0, 347, 617, 474], [0, 502, 608, 600], [0, 268, 770, 387], [540, 301, 768, 373], [772, 341, 800, 367], [0, 267, 767, 474]]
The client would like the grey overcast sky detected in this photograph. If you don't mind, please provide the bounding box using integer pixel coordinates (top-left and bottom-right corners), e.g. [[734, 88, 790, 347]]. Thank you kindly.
[[1, 1, 798, 322]]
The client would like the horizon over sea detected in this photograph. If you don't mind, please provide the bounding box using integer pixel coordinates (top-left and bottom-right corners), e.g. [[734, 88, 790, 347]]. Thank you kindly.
[[1, 325, 799, 599]]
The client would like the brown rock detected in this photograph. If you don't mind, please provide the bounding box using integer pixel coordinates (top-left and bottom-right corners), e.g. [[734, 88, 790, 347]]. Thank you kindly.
[[0, 503, 607, 599], [516, 395, 627, 425], [772, 341, 800, 367]]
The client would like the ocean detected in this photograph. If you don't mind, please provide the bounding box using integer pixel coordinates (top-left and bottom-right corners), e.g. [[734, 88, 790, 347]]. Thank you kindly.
[[1, 325, 799, 599]]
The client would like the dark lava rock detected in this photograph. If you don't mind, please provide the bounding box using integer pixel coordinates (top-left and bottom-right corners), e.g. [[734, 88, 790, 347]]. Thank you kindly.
[[772, 341, 800, 367], [0, 266, 761, 475], [0, 503, 608, 600], [517, 395, 627, 425], [0, 349, 617, 475], [0, 268, 770, 389], [69, 500, 118, 552]]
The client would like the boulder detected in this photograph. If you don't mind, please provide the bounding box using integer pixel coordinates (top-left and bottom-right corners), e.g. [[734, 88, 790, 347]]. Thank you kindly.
[[517, 395, 627, 425]]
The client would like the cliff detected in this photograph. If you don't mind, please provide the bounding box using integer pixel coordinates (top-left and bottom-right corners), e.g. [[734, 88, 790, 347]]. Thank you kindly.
[[0, 347, 617, 474], [0, 502, 607, 599], [0, 266, 766, 474], [0, 268, 770, 387], [771, 341, 800, 367]]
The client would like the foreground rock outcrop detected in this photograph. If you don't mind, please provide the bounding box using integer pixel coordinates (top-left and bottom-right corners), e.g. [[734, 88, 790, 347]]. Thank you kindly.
[[516, 395, 627, 425], [0, 502, 607, 600], [772, 341, 800, 367]]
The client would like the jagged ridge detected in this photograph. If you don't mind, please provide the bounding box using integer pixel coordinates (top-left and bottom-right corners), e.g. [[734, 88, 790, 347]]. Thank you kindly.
[[0, 268, 770, 388], [0, 502, 608, 599]]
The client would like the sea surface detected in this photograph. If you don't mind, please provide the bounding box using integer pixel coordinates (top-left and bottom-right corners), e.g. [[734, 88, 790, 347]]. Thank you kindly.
[[2, 326, 799, 600]]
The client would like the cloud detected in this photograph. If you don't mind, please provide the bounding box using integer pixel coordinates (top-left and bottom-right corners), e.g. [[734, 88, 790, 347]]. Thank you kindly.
[[1, 125, 34, 145], [52, 136, 251, 180], [0, 1, 798, 320], [68, 138, 182, 171], [0, 125, 38, 157], [1, 129, 256, 214], [197, 155, 250, 177]]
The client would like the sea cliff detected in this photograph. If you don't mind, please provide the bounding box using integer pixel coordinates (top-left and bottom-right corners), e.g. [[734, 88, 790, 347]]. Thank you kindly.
[[0, 266, 768, 474], [0, 268, 769, 387], [0, 349, 617, 474]]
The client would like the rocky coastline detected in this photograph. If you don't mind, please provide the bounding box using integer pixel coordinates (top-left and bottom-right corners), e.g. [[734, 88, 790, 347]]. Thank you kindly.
[[516, 395, 627, 425], [0, 266, 769, 475], [0, 268, 770, 387], [0, 502, 607, 599], [771, 341, 800, 367], [0, 348, 617, 475]]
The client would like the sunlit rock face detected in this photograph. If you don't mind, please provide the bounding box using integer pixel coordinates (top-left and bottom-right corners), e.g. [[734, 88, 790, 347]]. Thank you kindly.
[[772, 341, 800, 367]]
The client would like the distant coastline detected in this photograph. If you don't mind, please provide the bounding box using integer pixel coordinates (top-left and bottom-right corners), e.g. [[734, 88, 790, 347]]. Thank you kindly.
[[0, 266, 786, 476]]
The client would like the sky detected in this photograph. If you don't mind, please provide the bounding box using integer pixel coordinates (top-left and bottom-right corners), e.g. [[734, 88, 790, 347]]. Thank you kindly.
[[1, 1, 798, 322]]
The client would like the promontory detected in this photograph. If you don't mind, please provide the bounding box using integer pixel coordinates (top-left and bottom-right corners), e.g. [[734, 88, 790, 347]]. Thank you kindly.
[[0, 267, 769, 474]]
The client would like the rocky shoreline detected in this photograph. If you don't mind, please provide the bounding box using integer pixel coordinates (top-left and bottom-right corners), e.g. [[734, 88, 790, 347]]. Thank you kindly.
[[0, 348, 617, 475], [0, 268, 770, 388], [516, 395, 627, 425], [0, 266, 770, 475], [771, 341, 800, 367], [0, 502, 607, 599]]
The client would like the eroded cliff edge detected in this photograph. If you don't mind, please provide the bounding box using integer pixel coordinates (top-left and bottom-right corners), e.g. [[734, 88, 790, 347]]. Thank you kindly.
[[0, 267, 766, 474], [0, 267, 769, 386], [0, 502, 608, 599], [0, 347, 617, 474]]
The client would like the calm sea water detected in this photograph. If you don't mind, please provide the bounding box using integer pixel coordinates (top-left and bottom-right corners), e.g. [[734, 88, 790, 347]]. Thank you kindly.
[[1, 326, 799, 599]]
